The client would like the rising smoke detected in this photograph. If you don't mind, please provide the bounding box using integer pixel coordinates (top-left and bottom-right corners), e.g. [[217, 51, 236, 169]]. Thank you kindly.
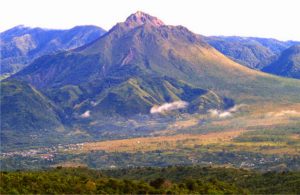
[[150, 101, 189, 114], [80, 110, 91, 118], [208, 104, 245, 118]]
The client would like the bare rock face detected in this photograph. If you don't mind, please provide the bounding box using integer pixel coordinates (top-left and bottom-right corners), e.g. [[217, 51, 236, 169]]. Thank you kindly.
[[124, 11, 165, 28]]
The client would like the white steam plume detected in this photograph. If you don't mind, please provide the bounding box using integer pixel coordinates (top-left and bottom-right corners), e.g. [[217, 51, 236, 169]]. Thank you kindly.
[[150, 101, 188, 114], [208, 109, 232, 118], [80, 110, 91, 118], [208, 104, 245, 118]]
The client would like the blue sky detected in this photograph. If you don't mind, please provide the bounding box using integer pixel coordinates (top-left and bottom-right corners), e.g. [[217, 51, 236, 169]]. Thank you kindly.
[[1, 0, 299, 41]]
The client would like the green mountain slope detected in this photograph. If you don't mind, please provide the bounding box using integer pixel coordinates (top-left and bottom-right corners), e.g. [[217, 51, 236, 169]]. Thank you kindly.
[[262, 45, 300, 79], [1, 80, 63, 131], [69, 75, 232, 117], [0, 80, 65, 149]]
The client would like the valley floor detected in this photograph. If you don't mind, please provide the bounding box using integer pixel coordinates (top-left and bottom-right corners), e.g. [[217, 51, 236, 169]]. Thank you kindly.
[[1, 103, 300, 171]]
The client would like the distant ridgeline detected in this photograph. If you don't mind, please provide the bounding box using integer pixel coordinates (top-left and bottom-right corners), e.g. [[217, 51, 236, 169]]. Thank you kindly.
[[0, 25, 106, 77]]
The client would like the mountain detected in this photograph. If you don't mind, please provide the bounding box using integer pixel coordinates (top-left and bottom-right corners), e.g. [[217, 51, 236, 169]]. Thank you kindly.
[[12, 12, 241, 117], [13, 12, 300, 101], [262, 45, 300, 79], [4, 11, 300, 148], [205, 36, 299, 69], [0, 25, 106, 77]]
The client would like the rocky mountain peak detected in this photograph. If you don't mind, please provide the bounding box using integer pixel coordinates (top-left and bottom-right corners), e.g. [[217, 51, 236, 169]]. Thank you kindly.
[[124, 11, 165, 28]]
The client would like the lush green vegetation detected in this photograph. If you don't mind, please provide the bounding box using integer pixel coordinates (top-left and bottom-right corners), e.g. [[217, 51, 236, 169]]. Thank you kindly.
[[1, 166, 299, 194], [106, 166, 300, 194], [0, 80, 67, 151], [0, 80, 64, 132]]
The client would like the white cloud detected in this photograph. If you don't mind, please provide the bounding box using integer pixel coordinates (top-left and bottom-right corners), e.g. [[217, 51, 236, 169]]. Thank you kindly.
[[209, 109, 232, 118], [228, 104, 245, 112], [208, 104, 245, 118], [150, 101, 188, 114], [80, 110, 91, 118], [90, 101, 97, 106], [219, 111, 232, 118]]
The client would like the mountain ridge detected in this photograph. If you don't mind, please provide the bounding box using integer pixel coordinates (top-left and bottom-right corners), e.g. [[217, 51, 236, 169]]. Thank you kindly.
[[204, 36, 300, 70], [262, 44, 300, 79], [0, 25, 106, 77]]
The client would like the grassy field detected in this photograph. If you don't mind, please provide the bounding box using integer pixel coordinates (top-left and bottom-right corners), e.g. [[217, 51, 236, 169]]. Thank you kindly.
[[78, 130, 245, 153]]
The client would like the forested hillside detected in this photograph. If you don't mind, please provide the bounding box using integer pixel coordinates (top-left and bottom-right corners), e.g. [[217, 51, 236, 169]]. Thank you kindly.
[[1, 166, 299, 194]]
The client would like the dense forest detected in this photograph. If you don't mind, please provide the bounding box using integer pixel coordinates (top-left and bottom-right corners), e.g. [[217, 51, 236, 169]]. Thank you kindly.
[[1, 166, 300, 194]]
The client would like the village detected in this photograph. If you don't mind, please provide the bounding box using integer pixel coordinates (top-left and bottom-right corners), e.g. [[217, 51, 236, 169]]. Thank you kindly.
[[0, 143, 84, 160]]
